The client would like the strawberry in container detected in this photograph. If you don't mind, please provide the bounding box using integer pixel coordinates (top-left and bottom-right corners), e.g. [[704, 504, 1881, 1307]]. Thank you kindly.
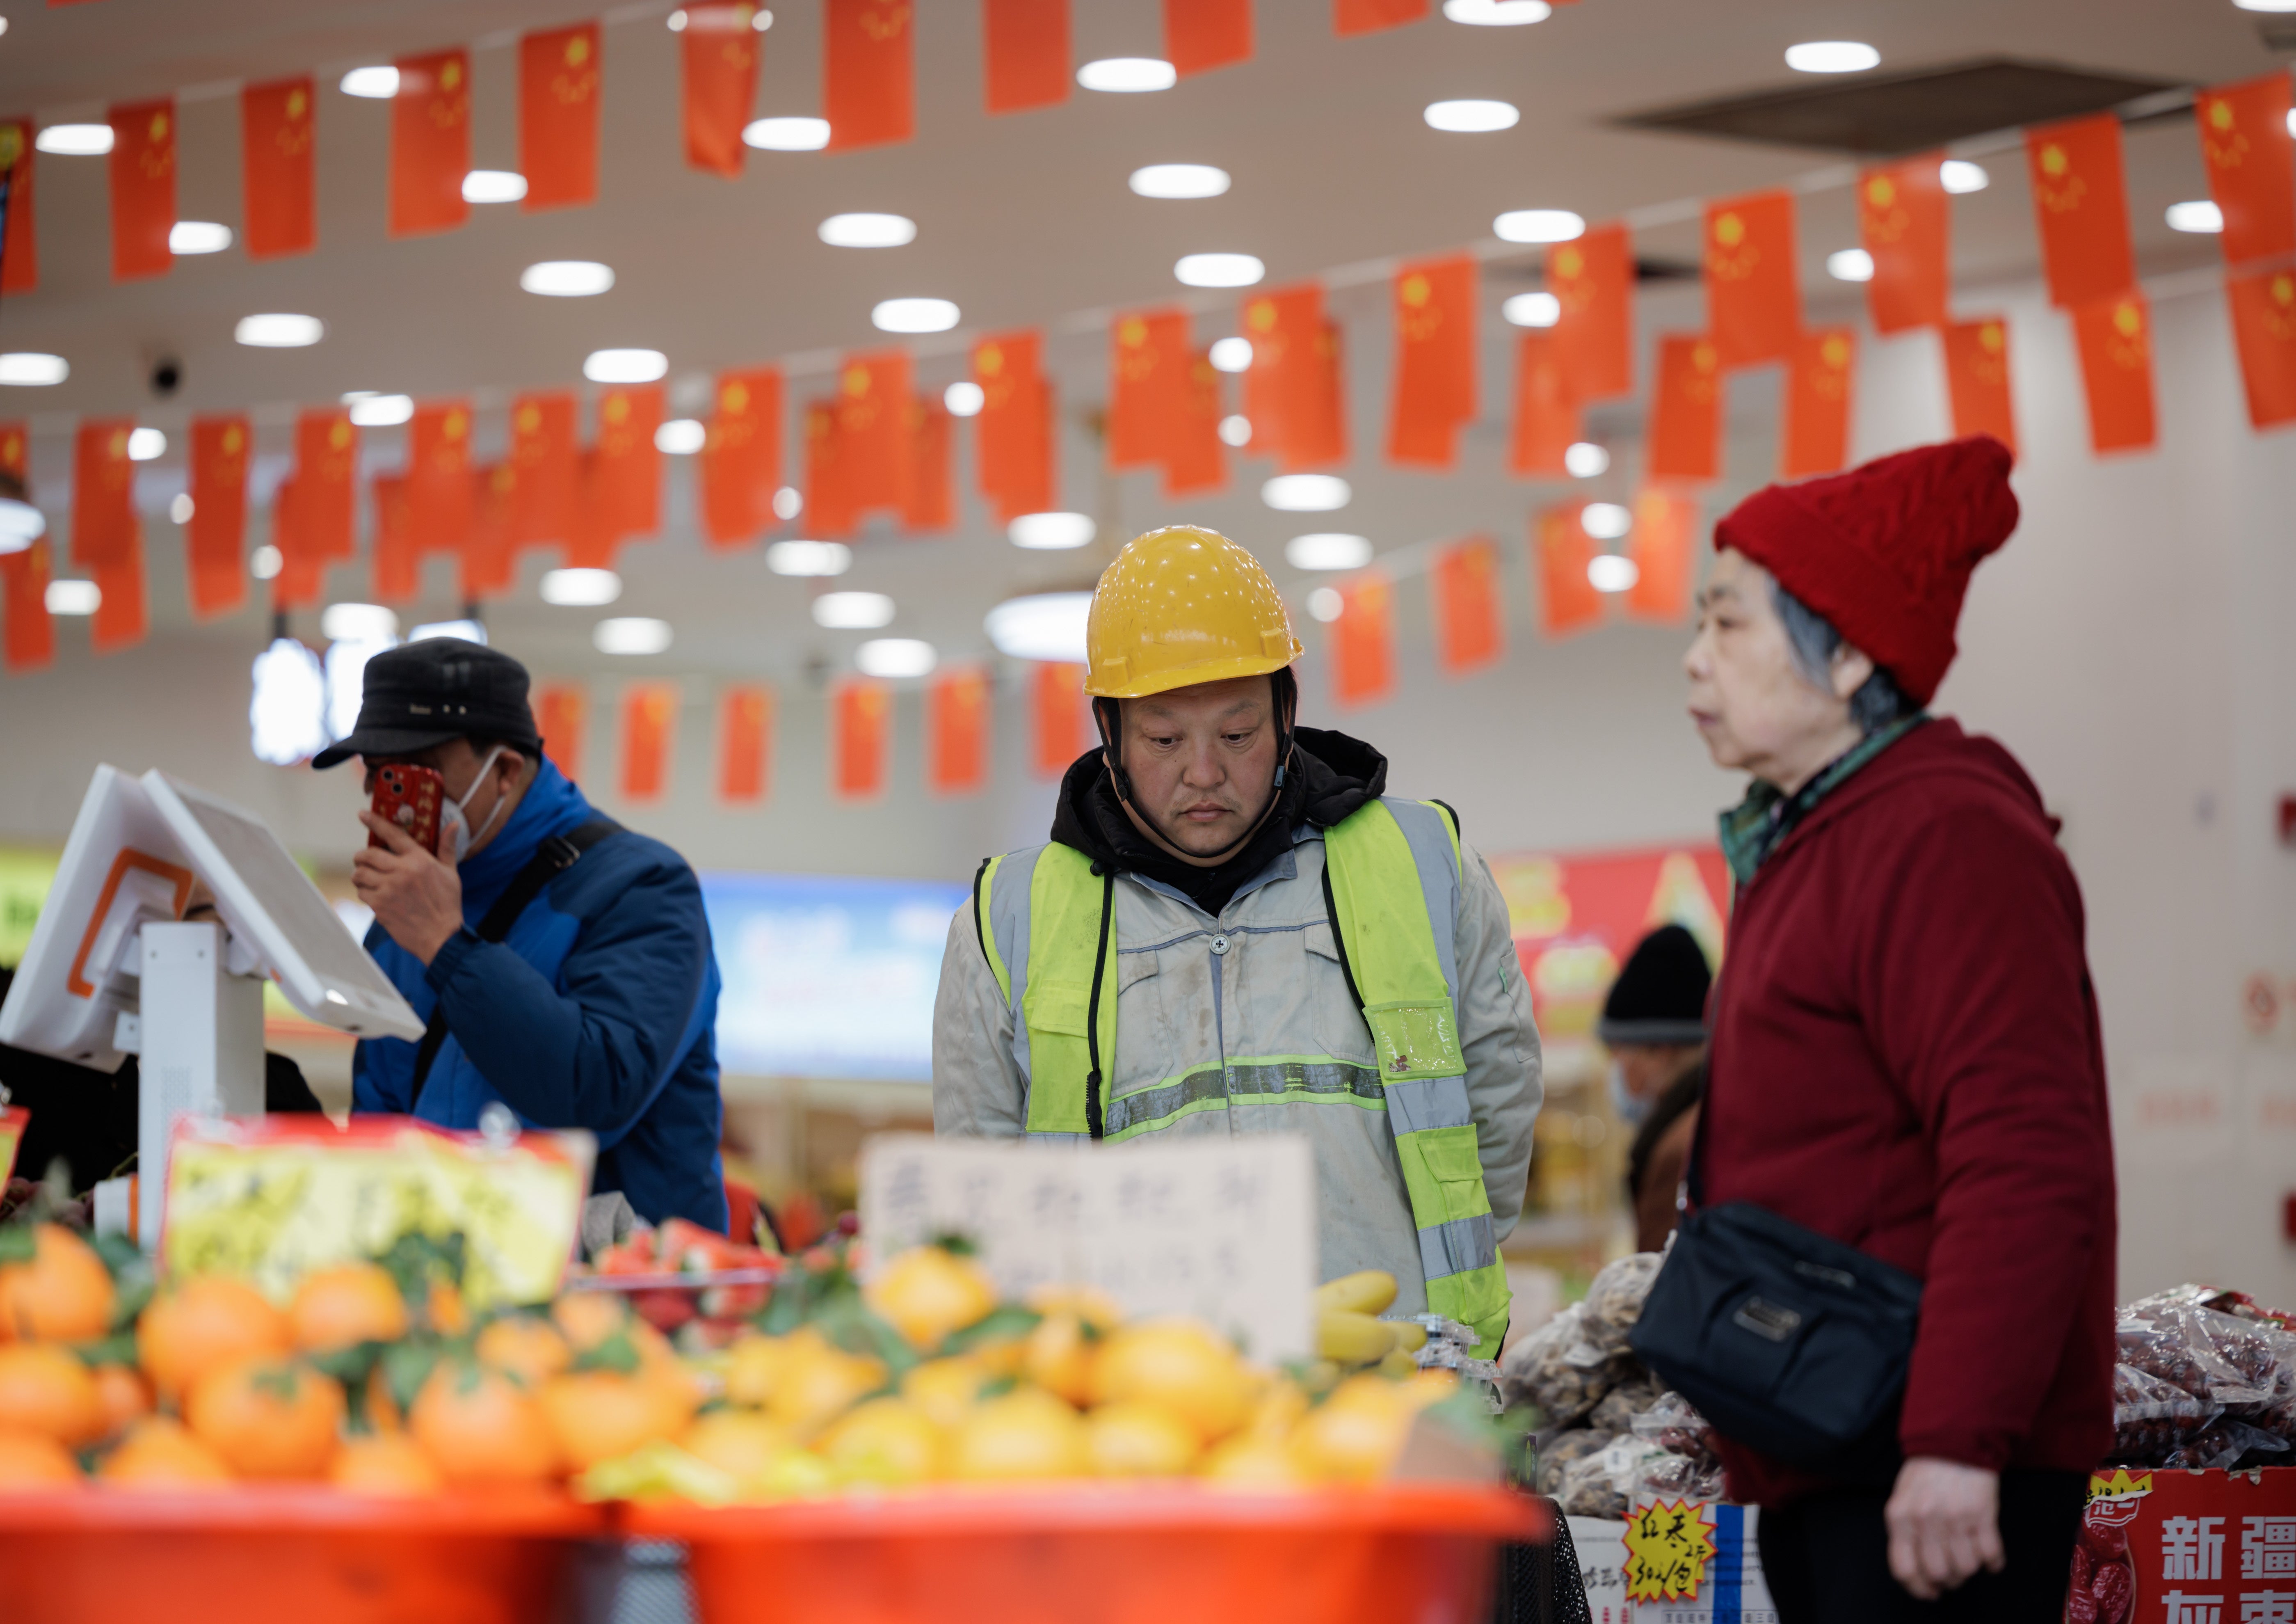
[[587, 1221, 782, 1347]]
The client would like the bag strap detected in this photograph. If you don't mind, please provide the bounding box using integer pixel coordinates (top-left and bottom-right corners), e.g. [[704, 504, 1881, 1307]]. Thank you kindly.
[[406, 817, 622, 1109]]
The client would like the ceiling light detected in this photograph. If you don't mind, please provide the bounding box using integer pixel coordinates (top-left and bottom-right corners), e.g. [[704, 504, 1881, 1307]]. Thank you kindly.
[[1286, 533, 1373, 571], [1078, 58, 1177, 93], [0, 497, 45, 553], [872, 297, 960, 334], [1209, 336, 1253, 372], [322, 602, 399, 643], [522, 260, 615, 296], [1494, 208, 1582, 243], [857, 637, 936, 679], [773, 486, 804, 519], [1444, 0, 1550, 20], [766, 540, 851, 576], [340, 66, 400, 98], [1784, 41, 1880, 73], [1175, 252, 1264, 288], [126, 428, 166, 462], [1564, 441, 1609, 478], [0, 352, 66, 386], [820, 212, 918, 248], [168, 493, 193, 525], [250, 544, 283, 580], [1827, 247, 1876, 282], [744, 116, 830, 151], [753, 8, 773, 27], [1581, 502, 1632, 541], [409, 618, 486, 644], [2166, 199, 2224, 233], [667, 7, 688, 27], [813, 590, 896, 629], [1218, 414, 1252, 447], [2289, 108, 2296, 136], [348, 393, 414, 427], [1009, 511, 1096, 550], [655, 418, 707, 454], [585, 348, 668, 383], [1130, 163, 1231, 199], [1307, 588, 1343, 623], [1939, 159, 1989, 194], [169, 221, 233, 254], [235, 313, 324, 347], [944, 380, 985, 417], [541, 567, 622, 606], [1423, 100, 1519, 133], [595, 617, 672, 655], [463, 170, 528, 204], [1502, 291, 1560, 327], [45, 578, 100, 615], [251, 637, 327, 764], [2235, 0, 2296, 9], [985, 591, 1092, 662], [1262, 474, 1350, 512], [1587, 554, 1639, 593], [36, 124, 112, 156]]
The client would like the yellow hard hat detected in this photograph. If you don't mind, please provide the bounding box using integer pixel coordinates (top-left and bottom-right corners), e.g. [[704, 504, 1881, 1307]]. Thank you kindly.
[[1085, 525, 1303, 699]]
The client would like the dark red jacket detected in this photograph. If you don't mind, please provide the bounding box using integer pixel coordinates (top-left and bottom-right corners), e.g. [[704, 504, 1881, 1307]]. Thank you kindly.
[[1699, 719, 2116, 1505]]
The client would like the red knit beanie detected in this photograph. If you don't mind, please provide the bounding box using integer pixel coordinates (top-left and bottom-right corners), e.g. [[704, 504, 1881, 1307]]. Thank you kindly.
[[1713, 434, 2018, 706]]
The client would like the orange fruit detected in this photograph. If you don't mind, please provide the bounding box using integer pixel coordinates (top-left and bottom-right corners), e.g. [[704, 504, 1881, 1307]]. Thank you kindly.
[[1289, 1376, 1412, 1484], [947, 1387, 1089, 1481], [537, 1370, 691, 1471], [0, 1343, 104, 1446], [764, 1329, 886, 1439], [1021, 1312, 1096, 1406], [409, 1361, 559, 1484], [425, 1281, 470, 1337], [0, 1430, 84, 1491], [551, 1291, 627, 1353], [91, 1364, 152, 1439], [330, 1433, 444, 1497], [138, 1276, 292, 1400], [681, 1410, 790, 1483], [1088, 1320, 1252, 1446], [1084, 1401, 1200, 1476], [900, 1356, 991, 1429], [363, 1370, 402, 1434], [185, 1356, 345, 1480], [475, 1315, 571, 1390], [100, 1418, 235, 1490], [817, 1397, 945, 1486], [1199, 1434, 1305, 1487], [0, 1225, 116, 1343], [288, 1263, 408, 1353], [863, 1247, 998, 1351]]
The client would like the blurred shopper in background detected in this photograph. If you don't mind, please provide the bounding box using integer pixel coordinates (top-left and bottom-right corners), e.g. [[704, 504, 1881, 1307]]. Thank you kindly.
[[1598, 924, 1709, 1253], [1680, 436, 2114, 1621]]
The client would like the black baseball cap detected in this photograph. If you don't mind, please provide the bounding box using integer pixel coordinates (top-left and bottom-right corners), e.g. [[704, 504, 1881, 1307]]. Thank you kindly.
[[1596, 924, 1712, 1047], [311, 637, 543, 769]]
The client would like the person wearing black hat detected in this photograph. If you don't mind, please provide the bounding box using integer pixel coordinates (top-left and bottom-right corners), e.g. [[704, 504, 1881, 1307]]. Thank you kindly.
[[320, 638, 728, 1233], [1597, 923, 1711, 1253]]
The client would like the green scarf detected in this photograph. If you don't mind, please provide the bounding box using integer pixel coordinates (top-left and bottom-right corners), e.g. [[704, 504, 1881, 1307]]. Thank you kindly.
[[1718, 714, 1929, 885]]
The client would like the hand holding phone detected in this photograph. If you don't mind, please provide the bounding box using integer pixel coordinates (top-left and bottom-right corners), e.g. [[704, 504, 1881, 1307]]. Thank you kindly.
[[369, 764, 444, 857]]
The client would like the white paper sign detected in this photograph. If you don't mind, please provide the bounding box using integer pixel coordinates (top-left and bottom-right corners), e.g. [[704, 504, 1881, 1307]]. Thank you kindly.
[[858, 1132, 1316, 1363]]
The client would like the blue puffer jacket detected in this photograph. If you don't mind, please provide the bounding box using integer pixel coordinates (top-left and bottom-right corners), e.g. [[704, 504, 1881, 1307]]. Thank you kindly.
[[353, 759, 727, 1231]]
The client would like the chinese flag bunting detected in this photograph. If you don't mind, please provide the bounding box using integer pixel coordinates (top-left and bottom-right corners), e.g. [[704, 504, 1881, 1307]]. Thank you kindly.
[[187, 415, 250, 619], [701, 368, 782, 549], [296, 411, 360, 561], [833, 679, 892, 800], [463, 463, 520, 599], [510, 392, 578, 547], [1431, 536, 1503, 676], [1509, 331, 1581, 477], [1941, 317, 2018, 457], [621, 683, 678, 802], [409, 400, 475, 556], [985, 0, 1068, 113], [90, 526, 146, 654], [928, 665, 991, 795], [391, 50, 471, 238], [537, 683, 589, 783], [72, 421, 136, 570], [2070, 295, 2157, 455], [241, 79, 315, 260], [2196, 74, 2296, 268], [2225, 268, 2296, 429], [271, 479, 321, 611], [1857, 155, 1949, 334], [1549, 224, 1633, 401], [2025, 114, 2135, 310], [1298, 321, 1350, 469], [370, 475, 416, 602], [1032, 661, 1087, 777], [1243, 285, 1346, 469], [1388, 254, 1477, 468], [1167, 0, 1251, 75], [1782, 329, 1856, 479], [835, 352, 912, 517], [683, 2, 757, 177], [1330, 574, 1395, 709], [0, 422, 20, 479], [1109, 309, 1191, 470], [1535, 506, 1603, 639], [901, 396, 954, 532], [1166, 349, 1227, 496], [521, 23, 602, 210], [1704, 190, 1800, 369], [1334, 0, 1425, 35], [1646, 336, 1722, 483], [564, 460, 616, 570], [1, 538, 53, 672], [719, 684, 773, 804], [825, 0, 915, 151], [1625, 489, 1697, 626], [594, 385, 664, 542], [108, 99, 174, 281], [804, 402, 859, 539], [0, 124, 37, 293], [974, 331, 1053, 522]]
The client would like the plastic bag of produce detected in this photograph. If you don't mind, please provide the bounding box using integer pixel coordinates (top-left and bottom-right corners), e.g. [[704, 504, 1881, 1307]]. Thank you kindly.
[[1588, 1375, 1667, 1435], [1634, 1448, 1727, 1506], [2150, 1419, 2290, 1472], [1578, 1253, 1664, 1357], [1556, 1434, 1671, 1520], [2110, 1363, 2221, 1464], [1532, 1427, 1614, 1497], [2115, 1303, 2275, 1409], [1631, 1390, 1720, 1468], [1499, 1302, 1634, 1426]]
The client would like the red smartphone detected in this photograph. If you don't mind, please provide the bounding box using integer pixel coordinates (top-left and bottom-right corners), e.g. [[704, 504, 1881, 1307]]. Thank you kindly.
[[370, 764, 445, 855]]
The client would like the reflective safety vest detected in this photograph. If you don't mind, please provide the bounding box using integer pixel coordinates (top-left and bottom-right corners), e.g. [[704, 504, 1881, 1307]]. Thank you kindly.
[[971, 798, 1511, 1354]]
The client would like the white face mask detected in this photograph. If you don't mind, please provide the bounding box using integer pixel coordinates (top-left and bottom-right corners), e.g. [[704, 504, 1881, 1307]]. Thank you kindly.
[[1608, 1058, 1652, 1128], [440, 746, 511, 865]]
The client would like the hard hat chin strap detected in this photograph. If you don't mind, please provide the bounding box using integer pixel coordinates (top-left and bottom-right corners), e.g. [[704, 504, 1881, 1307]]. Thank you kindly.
[[1095, 668, 1298, 869]]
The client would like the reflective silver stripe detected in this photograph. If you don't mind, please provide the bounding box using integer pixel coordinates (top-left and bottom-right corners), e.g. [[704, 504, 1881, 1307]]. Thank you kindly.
[[1024, 1131, 1091, 1146], [1418, 1211, 1499, 1280], [988, 845, 1046, 1086], [1105, 1058, 1385, 1138], [1383, 1073, 1474, 1134], [1382, 798, 1461, 1001]]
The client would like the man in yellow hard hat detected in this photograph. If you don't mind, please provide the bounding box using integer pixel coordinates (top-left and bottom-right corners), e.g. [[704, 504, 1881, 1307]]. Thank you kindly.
[[933, 525, 1541, 1352]]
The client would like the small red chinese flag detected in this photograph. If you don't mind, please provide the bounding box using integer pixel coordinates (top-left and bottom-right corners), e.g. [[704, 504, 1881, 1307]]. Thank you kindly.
[[2070, 294, 2156, 455], [1032, 661, 1087, 777], [0, 124, 38, 293], [72, 421, 136, 570], [511, 392, 578, 547], [901, 396, 954, 532], [620, 683, 679, 802], [1508, 331, 1580, 477], [1431, 536, 1503, 676], [1242, 285, 1335, 469], [974, 331, 1053, 522], [1334, 0, 1424, 35], [521, 23, 602, 210], [370, 475, 416, 602], [0, 422, 22, 479], [187, 415, 250, 619], [463, 463, 519, 599], [1535, 505, 1603, 640], [391, 50, 471, 238], [1856, 154, 1948, 334], [928, 665, 992, 795], [2227, 267, 2296, 429], [1704, 190, 1799, 370], [1, 538, 53, 673], [297, 410, 359, 561], [835, 352, 912, 517], [833, 679, 892, 800], [2025, 114, 2135, 310], [1388, 254, 1477, 468], [594, 385, 664, 541], [1941, 317, 2017, 457], [2196, 74, 2296, 268], [719, 684, 773, 804], [1330, 573, 1395, 709], [1625, 489, 1697, 626], [1295, 321, 1350, 469], [107, 99, 174, 282], [1782, 329, 1856, 478], [683, 2, 758, 178], [1549, 224, 1633, 401], [1166, 349, 1227, 496], [240, 78, 315, 260], [90, 524, 146, 654], [1109, 309, 1191, 471], [1167, 0, 1251, 75], [271, 478, 320, 611], [701, 369, 782, 549], [984, 0, 1068, 113], [803, 402, 859, 540], [535, 684, 588, 782], [825, 0, 915, 152], [409, 400, 475, 556], [1646, 336, 1722, 483]]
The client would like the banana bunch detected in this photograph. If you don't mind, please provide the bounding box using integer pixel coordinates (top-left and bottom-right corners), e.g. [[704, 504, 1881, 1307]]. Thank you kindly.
[[1313, 1272, 1428, 1375]]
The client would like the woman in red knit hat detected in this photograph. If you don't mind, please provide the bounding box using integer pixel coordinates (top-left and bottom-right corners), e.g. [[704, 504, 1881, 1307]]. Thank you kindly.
[[1679, 435, 2115, 1620]]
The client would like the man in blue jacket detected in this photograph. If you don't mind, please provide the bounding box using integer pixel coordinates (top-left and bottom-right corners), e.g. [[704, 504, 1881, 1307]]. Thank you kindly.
[[319, 637, 726, 1231]]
